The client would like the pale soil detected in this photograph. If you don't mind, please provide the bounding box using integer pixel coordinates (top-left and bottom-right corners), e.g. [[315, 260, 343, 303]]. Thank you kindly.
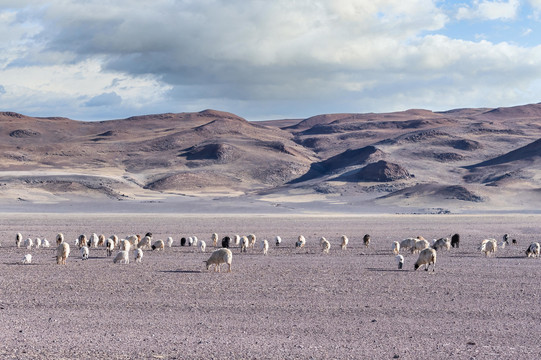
[[1, 213, 541, 359]]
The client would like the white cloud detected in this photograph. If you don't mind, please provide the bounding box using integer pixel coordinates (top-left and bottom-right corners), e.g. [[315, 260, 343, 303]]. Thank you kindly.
[[527, 0, 541, 19], [0, 9, 42, 68], [457, 0, 520, 21], [85, 92, 122, 107], [0, 0, 450, 118], [528, 0, 541, 8], [1, 1, 541, 120], [0, 58, 172, 119]]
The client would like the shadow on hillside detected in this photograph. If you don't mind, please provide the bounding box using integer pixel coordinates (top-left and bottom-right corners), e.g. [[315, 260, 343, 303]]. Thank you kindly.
[[288, 146, 381, 184]]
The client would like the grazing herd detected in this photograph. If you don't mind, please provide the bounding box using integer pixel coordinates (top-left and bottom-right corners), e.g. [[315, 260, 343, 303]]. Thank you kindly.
[[8, 230, 539, 272]]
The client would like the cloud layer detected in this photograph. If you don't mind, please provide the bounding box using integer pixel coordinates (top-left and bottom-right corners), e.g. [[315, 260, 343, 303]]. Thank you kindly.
[[1, 0, 541, 120]]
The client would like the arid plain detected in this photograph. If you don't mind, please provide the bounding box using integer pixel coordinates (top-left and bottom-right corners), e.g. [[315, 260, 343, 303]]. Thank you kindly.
[[1, 213, 541, 359], [2, 104, 541, 359]]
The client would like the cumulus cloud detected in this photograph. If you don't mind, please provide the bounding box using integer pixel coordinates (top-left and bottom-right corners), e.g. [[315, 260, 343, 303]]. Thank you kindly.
[[1, 1, 541, 120], [457, 0, 520, 21], [527, 0, 541, 19], [28, 0, 449, 105], [528, 0, 541, 8], [85, 92, 122, 107]]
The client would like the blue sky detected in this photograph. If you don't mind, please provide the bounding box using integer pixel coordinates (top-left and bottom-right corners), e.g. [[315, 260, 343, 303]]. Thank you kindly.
[[441, 1, 540, 44], [1, 0, 541, 121]]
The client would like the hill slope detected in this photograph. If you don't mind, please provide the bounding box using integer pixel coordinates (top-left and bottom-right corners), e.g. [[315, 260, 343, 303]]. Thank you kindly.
[[2, 103, 541, 212]]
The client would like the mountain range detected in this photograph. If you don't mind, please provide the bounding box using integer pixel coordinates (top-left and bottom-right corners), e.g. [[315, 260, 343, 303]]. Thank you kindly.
[[2, 103, 541, 212]]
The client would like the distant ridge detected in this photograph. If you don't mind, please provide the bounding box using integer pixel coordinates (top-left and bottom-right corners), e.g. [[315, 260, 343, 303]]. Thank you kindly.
[[1, 102, 541, 211], [479, 103, 541, 119]]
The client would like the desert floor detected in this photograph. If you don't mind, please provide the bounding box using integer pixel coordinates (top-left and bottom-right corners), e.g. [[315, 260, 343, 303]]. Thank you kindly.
[[1, 212, 541, 359]]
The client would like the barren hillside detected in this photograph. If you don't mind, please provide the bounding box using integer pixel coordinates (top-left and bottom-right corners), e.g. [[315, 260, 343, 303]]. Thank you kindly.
[[2, 103, 541, 212]]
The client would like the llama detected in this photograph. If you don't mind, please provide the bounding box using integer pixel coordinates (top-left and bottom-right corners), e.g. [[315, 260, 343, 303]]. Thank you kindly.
[[411, 239, 430, 254], [479, 239, 497, 257], [120, 239, 132, 252], [392, 241, 400, 255], [22, 254, 32, 264], [432, 238, 451, 251], [399, 238, 417, 253], [56, 242, 70, 265], [321, 237, 331, 254], [414, 248, 437, 271], [16, 233, 22, 248], [240, 236, 249, 253], [451, 233, 460, 248], [77, 234, 88, 249], [247, 234, 257, 248], [261, 239, 269, 255], [89, 233, 99, 248], [363, 234, 371, 247], [138, 235, 152, 250], [204, 248, 233, 272], [526, 242, 540, 258], [341, 235, 349, 250], [106, 238, 115, 257], [152, 239, 165, 251], [109, 235, 119, 248], [134, 248, 143, 263], [80, 246, 89, 260], [113, 251, 129, 264], [24, 238, 33, 249], [56, 233, 64, 245], [98, 234, 106, 247], [222, 236, 231, 248], [199, 240, 207, 252]]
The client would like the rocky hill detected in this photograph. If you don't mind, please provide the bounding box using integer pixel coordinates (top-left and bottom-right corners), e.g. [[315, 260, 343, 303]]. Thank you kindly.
[[2, 103, 541, 212]]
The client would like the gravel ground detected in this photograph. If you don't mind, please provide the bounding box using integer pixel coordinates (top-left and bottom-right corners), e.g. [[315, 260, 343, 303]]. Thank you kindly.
[[1, 213, 541, 359]]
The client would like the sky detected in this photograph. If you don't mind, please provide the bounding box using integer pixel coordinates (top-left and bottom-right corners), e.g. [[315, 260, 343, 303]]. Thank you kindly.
[[1, 0, 541, 121]]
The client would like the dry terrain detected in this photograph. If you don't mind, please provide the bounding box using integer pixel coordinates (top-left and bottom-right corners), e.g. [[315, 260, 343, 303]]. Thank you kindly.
[[1, 213, 541, 359], [2, 103, 541, 213]]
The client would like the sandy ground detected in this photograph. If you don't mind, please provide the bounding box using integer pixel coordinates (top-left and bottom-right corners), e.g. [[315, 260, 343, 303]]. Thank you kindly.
[[1, 213, 541, 359]]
